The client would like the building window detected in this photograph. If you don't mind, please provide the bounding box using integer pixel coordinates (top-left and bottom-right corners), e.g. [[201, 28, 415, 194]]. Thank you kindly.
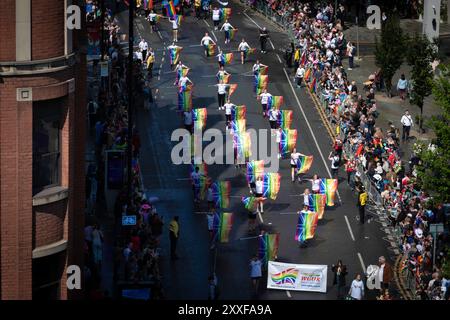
[[33, 99, 63, 195]]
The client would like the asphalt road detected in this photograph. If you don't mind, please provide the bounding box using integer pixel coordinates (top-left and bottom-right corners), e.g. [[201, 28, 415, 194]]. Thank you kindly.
[[115, 0, 397, 300]]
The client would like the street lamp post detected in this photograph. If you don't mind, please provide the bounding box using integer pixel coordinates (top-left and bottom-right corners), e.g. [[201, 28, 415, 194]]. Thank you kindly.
[[100, 0, 105, 61], [127, 0, 135, 205]]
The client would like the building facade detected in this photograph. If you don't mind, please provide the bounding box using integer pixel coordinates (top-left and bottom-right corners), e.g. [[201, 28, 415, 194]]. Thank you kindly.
[[0, 0, 86, 299]]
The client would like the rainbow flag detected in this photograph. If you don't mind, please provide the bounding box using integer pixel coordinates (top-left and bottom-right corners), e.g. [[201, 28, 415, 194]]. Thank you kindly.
[[242, 196, 258, 211], [231, 105, 246, 121], [279, 129, 297, 155], [255, 75, 268, 95], [143, 0, 153, 10], [165, 1, 176, 18], [296, 155, 313, 174], [178, 85, 192, 111], [300, 51, 307, 66], [189, 132, 201, 158], [212, 181, 231, 209], [207, 43, 216, 56], [271, 268, 299, 285], [309, 77, 317, 93], [247, 48, 256, 55], [168, 46, 182, 65], [223, 53, 233, 64], [233, 131, 252, 159], [308, 194, 326, 220], [258, 233, 280, 264], [278, 110, 293, 129], [228, 28, 238, 40], [231, 119, 246, 134], [246, 160, 264, 183], [190, 163, 208, 177], [259, 65, 269, 76], [262, 172, 281, 200], [319, 179, 338, 206], [219, 8, 232, 21], [192, 108, 207, 131], [228, 84, 238, 97], [295, 210, 319, 242], [304, 68, 311, 82], [175, 15, 182, 25], [218, 73, 230, 84], [176, 66, 189, 82], [212, 212, 233, 243], [267, 96, 283, 110]]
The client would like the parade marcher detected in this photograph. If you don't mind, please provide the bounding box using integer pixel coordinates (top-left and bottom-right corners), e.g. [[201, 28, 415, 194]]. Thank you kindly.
[[328, 151, 341, 179], [357, 186, 367, 224], [215, 79, 229, 110], [268, 107, 280, 130], [255, 176, 264, 214], [223, 98, 235, 130], [220, 19, 235, 44], [298, 205, 311, 248], [147, 10, 159, 33], [259, 27, 269, 53], [207, 211, 215, 248], [169, 216, 180, 260], [191, 166, 205, 203], [252, 59, 267, 77], [208, 274, 219, 299], [250, 255, 262, 294], [238, 38, 251, 64], [216, 49, 225, 68], [167, 43, 182, 68], [146, 47, 155, 78], [257, 88, 272, 118], [174, 60, 188, 85], [201, 32, 216, 57], [177, 72, 193, 91], [348, 273, 365, 300], [183, 109, 193, 133], [216, 65, 230, 82], [194, 0, 202, 19], [295, 65, 305, 88], [169, 15, 180, 42], [300, 188, 311, 207], [290, 148, 305, 182], [212, 6, 220, 30], [332, 260, 348, 299], [304, 174, 321, 194], [138, 37, 148, 61]]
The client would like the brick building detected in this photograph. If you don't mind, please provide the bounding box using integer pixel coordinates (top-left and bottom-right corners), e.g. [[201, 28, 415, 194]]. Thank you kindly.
[[0, 0, 86, 299]]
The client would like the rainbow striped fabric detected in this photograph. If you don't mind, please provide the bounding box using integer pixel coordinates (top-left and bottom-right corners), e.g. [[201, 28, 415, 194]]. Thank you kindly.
[[319, 179, 338, 206], [168, 46, 182, 65], [192, 108, 207, 131], [304, 68, 311, 82], [142, 0, 153, 10], [267, 96, 283, 110], [258, 65, 268, 76], [228, 29, 237, 40], [207, 43, 216, 56], [231, 105, 246, 121], [308, 194, 326, 220], [246, 160, 264, 183], [218, 73, 230, 84], [176, 66, 189, 82], [219, 8, 232, 21], [258, 233, 280, 264], [309, 77, 317, 93], [279, 129, 297, 156], [255, 75, 268, 95], [228, 83, 238, 97], [231, 118, 246, 135], [262, 172, 281, 200], [241, 196, 258, 211], [212, 181, 231, 209], [223, 53, 233, 64], [165, 1, 176, 18], [178, 84, 192, 111], [247, 48, 256, 55], [190, 163, 208, 176], [296, 155, 313, 174], [212, 212, 233, 243], [270, 268, 298, 285], [233, 131, 252, 160], [175, 15, 182, 25], [278, 110, 293, 129], [295, 210, 319, 242]]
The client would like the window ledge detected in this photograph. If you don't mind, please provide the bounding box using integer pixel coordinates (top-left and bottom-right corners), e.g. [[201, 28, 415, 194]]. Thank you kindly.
[[32, 186, 69, 207], [32, 239, 67, 259]]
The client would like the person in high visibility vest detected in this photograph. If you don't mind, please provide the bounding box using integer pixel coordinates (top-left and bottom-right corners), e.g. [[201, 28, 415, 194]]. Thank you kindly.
[[194, 0, 201, 19], [146, 48, 155, 78], [357, 186, 367, 224]]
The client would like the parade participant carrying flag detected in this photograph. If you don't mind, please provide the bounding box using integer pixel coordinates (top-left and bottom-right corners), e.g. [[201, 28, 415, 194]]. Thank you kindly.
[[212, 6, 221, 30], [177, 72, 193, 93], [220, 19, 236, 44], [216, 66, 230, 83], [167, 43, 182, 67], [252, 59, 268, 77], [295, 206, 319, 248], [238, 38, 251, 64], [258, 232, 280, 264], [168, 13, 181, 42], [290, 148, 306, 182], [147, 10, 160, 33], [214, 79, 230, 110], [201, 32, 216, 57], [191, 166, 207, 203], [257, 88, 272, 118], [173, 61, 189, 85]]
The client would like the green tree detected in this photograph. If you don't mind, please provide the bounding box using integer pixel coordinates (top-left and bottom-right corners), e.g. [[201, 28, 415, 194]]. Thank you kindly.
[[374, 14, 405, 98], [415, 64, 450, 204], [405, 34, 438, 131]]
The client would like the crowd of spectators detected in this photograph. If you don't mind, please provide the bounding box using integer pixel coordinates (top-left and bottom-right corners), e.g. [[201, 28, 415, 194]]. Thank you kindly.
[[253, 0, 449, 299]]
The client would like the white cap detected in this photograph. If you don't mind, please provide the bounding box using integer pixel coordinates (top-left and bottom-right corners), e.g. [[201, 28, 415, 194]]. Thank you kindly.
[[415, 228, 423, 238]]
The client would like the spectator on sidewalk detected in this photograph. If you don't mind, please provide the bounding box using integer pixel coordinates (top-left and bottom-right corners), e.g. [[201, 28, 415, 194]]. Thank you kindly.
[[92, 224, 104, 268], [348, 273, 365, 300], [397, 74, 408, 100], [378, 256, 393, 293], [328, 151, 340, 179], [346, 41, 356, 70], [332, 260, 348, 299], [169, 216, 180, 260], [250, 255, 262, 294]]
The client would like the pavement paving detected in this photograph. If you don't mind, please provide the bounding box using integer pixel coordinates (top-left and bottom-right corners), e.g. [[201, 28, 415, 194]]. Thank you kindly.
[[113, 0, 401, 300]]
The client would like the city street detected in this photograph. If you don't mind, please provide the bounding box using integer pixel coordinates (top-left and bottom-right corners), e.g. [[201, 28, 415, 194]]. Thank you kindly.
[[116, 0, 396, 300]]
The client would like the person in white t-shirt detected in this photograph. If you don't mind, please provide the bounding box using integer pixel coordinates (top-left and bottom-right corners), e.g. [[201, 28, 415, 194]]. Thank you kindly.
[[268, 107, 280, 129], [255, 176, 264, 213], [201, 32, 216, 57], [169, 16, 179, 42], [299, 188, 311, 207], [147, 10, 159, 33], [134, 49, 143, 63], [295, 65, 305, 88], [349, 274, 365, 300], [216, 65, 230, 83], [223, 98, 235, 130], [400, 110, 413, 142], [238, 38, 251, 64], [212, 7, 221, 30], [304, 174, 321, 194], [138, 38, 148, 61], [215, 79, 229, 110], [250, 255, 262, 293], [290, 148, 306, 182], [252, 59, 268, 77], [258, 89, 272, 117], [220, 19, 235, 43], [183, 110, 193, 132]]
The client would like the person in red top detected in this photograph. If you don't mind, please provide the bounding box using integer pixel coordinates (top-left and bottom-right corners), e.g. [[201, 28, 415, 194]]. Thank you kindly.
[[131, 230, 141, 252], [344, 158, 356, 191]]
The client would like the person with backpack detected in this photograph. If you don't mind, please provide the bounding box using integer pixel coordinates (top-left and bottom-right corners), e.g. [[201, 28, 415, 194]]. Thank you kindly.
[[328, 151, 340, 179]]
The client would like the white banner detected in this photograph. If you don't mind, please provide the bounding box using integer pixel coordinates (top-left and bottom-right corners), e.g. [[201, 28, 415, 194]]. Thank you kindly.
[[267, 261, 328, 293]]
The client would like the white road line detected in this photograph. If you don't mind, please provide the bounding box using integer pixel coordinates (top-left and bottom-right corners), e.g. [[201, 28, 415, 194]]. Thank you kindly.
[[344, 215, 356, 241], [157, 31, 163, 40], [243, 11, 261, 29], [188, 44, 203, 47], [269, 39, 275, 50], [282, 67, 342, 204], [161, 57, 165, 62], [286, 291, 292, 298], [357, 252, 366, 272], [279, 212, 298, 215], [276, 54, 282, 64], [211, 31, 218, 42], [203, 19, 211, 28]]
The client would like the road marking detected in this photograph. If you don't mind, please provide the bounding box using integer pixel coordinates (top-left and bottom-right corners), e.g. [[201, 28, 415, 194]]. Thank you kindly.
[[357, 252, 366, 272], [344, 215, 355, 241], [286, 291, 292, 298], [243, 11, 261, 29], [282, 67, 342, 204], [211, 31, 218, 42], [279, 212, 298, 215], [189, 44, 203, 47], [276, 53, 282, 63], [269, 39, 275, 50], [157, 31, 163, 40], [203, 19, 211, 28]]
